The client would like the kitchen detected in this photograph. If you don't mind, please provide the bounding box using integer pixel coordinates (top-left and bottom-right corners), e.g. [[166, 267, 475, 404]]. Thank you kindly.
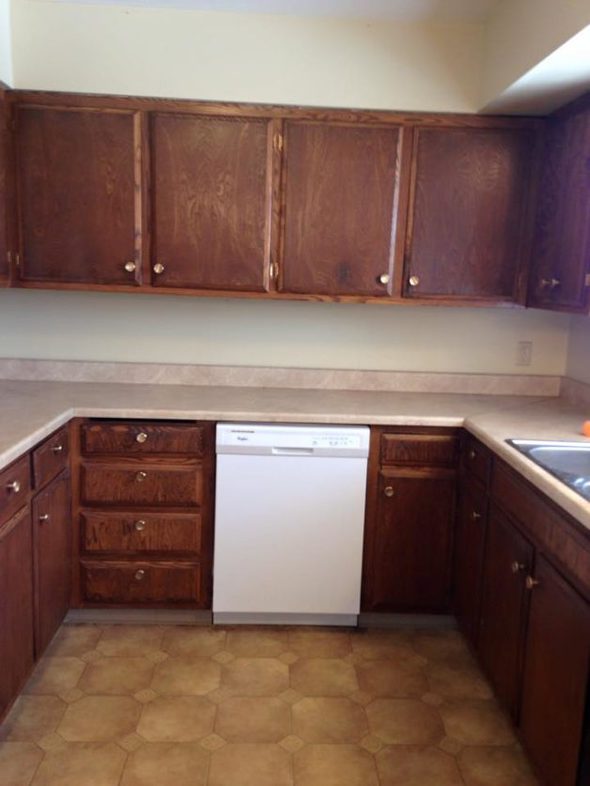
[[1, 1, 590, 785]]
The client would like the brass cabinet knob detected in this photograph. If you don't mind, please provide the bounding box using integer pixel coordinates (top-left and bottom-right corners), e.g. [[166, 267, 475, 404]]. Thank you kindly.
[[526, 576, 540, 590], [136, 432, 148, 444], [511, 561, 525, 574], [378, 273, 390, 285], [384, 486, 395, 498], [540, 277, 561, 290], [408, 275, 420, 287], [52, 444, 63, 454], [134, 520, 146, 532], [39, 514, 50, 523], [124, 261, 137, 273], [134, 569, 146, 581], [469, 449, 477, 460], [6, 480, 20, 493], [471, 511, 482, 521], [135, 471, 147, 483], [153, 263, 165, 275]]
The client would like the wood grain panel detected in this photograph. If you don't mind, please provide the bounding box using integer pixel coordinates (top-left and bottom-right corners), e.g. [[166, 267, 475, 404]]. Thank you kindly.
[[0, 454, 31, 527], [151, 113, 273, 291], [520, 555, 590, 786], [32, 425, 69, 491], [16, 105, 142, 285], [82, 422, 204, 456], [528, 103, 590, 311], [404, 127, 534, 300], [380, 434, 458, 466], [478, 505, 533, 719], [0, 507, 34, 720], [280, 121, 404, 296], [461, 434, 492, 486], [33, 472, 71, 657], [81, 511, 202, 555], [81, 560, 201, 604], [80, 462, 202, 508]]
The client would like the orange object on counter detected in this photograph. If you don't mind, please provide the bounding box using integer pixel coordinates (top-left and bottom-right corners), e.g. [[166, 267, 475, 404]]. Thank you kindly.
[[582, 421, 590, 437]]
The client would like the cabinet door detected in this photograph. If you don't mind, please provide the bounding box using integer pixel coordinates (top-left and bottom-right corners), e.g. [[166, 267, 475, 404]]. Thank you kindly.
[[520, 556, 590, 786], [528, 101, 590, 312], [15, 105, 142, 285], [0, 507, 34, 719], [32, 472, 71, 657], [453, 475, 487, 647], [280, 121, 404, 296], [151, 113, 274, 291], [478, 506, 533, 718], [364, 471, 455, 612], [404, 126, 534, 301]]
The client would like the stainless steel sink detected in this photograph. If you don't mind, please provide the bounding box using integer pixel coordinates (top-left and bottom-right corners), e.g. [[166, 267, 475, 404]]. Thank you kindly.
[[507, 440, 590, 501]]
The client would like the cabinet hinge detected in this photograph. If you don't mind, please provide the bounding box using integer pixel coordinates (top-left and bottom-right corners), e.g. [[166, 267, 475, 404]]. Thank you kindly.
[[270, 262, 279, 280], [273, 133, 283, 153], [585, 273, 590, 288]]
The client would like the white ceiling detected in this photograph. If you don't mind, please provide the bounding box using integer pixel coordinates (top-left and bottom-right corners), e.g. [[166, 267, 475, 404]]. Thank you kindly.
[[44, 0, 502, 22]]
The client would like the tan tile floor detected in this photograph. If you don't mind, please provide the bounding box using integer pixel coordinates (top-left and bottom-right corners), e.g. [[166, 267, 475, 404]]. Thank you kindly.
[[0, 624, 539, 786]]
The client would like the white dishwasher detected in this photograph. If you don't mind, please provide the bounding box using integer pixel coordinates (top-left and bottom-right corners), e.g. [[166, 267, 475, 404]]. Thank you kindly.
[[213, 423, 370, 626]]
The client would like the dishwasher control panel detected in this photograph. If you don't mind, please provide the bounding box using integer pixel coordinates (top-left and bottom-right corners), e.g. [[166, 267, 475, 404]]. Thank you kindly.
[[216, 423, 370, 458]]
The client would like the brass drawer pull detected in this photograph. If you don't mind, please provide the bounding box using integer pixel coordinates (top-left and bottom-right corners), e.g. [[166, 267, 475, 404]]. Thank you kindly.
[[539, 277, 561, 290], [124, 261, 137, 273], [52, 444, 64, 454], [384, 486, 395, 498], [511, 561, 525, 574], [153, 263, 165, 275], [408, 275, 420, 287], [134, 569, 146, 581], [134, 520, 146, 532], [526, 576, 540, 590], [39, 514, 50, 523], [378, 273, 390, 285], [136, 432, 148, 444], [6, 480, 21, 493], [135, 471, 148, 483]]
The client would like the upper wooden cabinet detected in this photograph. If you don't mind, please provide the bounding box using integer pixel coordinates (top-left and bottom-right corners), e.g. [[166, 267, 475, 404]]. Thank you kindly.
[[0, 84, 9, 285], [403, 126, 535, 302], [15, 105, 142, 285], [151, 113, 275, 292], [280, 121, 406, 296], [527, 96, 590, 312]]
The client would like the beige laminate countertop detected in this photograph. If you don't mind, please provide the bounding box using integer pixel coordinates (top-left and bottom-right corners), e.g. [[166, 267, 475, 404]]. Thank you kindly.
[[1, 379, 590, 530]]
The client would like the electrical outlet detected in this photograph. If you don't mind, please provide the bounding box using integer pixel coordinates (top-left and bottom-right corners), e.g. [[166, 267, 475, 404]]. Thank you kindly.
[[516, 341, 533, 367]]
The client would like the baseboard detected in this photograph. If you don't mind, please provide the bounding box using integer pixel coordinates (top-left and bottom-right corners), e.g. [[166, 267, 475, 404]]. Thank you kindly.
[[65, 609, 213, 625], [358, 613, 457, 629]]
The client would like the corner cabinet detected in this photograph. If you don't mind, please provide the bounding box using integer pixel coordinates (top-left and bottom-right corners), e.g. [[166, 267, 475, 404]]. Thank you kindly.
[[403, 126, 535, 302], [527, 94, 590, 312], [14, 104, 143, 286], [279, 121, 406, 297], [150, 112, 277, 292]]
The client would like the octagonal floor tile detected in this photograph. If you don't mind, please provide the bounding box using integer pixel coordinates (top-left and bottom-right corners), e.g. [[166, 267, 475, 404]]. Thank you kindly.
[[366, 699, 444, 745], [292, 697, 368, 743], [137, 696, 215, 742], [290, 659, 358, 697], [209, 743, 292, 786], [215, 697, 290, 742], [79, 657, 153, 696], [376, 745, 464, 786], [293, 743, 379, 786], [120, 742, 209, 786], [221, 658, 289, 697], [151, 657, 220, 696], [57, 696, 140, 742]]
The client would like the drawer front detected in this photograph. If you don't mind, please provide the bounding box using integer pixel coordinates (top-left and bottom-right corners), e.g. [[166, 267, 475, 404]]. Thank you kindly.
[[33, 426, 70, 490], [0, 455, 31, 526], [462, 434, 491, 485], [81, 560, 201, 604], [82, 422, 205, 456], [81, 463, 203, 507], [81, 511, 202, 555], [381, 434, 459, 467]]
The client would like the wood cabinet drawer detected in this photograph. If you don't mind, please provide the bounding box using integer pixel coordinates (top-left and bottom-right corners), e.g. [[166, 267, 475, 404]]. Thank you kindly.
[[82, 422, 205, 456], [462, 435, 491, 485], [81, 463, 203, 507], [380, 434, 459, 467], [81, 511, 202, 555], [32, 426, 69, 490], [81, 560, 201, 604], [0, 455, 31, 526]]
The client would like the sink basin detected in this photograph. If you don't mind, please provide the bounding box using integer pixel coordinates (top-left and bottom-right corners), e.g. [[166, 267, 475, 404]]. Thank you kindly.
[[507, 439, 590, 501]]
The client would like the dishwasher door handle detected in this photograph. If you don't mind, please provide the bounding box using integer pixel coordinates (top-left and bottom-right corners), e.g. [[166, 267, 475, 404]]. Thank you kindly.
[[271, 447, 315, 456]]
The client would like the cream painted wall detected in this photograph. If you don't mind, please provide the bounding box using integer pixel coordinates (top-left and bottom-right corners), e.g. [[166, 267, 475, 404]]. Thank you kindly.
[[566, 315, 590, 384], [482, 0, 590, 108], [0, 290, 570, 375], [0, 0, 12, 84], [11, 1, 483, 111], [0, 1, 574, 377]]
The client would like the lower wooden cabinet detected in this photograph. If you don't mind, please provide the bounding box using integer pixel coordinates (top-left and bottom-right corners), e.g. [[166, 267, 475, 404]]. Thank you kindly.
[[362, 428, 457, 613], [0, 507, 34, 719], [520, 555, 590, 786], [32, 471, 71, 657], [478, 505, 533, 718], [81, 560, 202, 605]]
